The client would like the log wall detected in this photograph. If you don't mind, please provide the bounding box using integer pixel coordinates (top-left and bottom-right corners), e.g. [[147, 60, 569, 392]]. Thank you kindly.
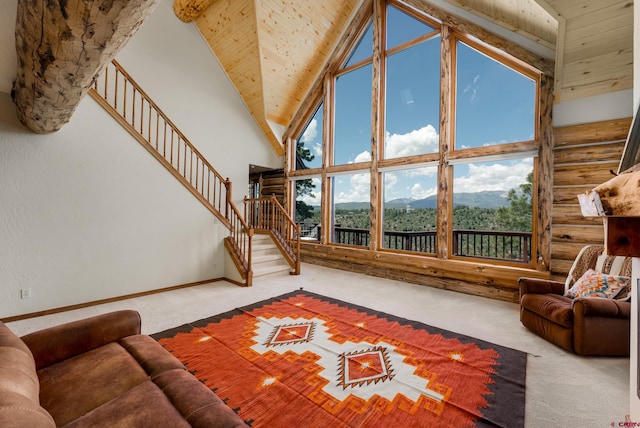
[[301, 243, 548, 303], [550, 118, 631, 280]]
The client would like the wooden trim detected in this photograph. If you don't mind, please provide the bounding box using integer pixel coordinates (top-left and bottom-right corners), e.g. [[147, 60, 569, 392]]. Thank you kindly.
[[289, 168, 323, 178], [326, 163, 373, 175], [448, 141, 538, 160], [369, 0, 384, 251], [1, 278, 224, 323], [301, 242, 548, 302], [437, 25, 452, 259], [536, 73, 554, 271]]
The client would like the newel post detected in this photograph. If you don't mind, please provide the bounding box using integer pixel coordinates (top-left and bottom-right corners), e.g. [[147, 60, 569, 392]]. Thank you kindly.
[[225, 178, 231, 220]]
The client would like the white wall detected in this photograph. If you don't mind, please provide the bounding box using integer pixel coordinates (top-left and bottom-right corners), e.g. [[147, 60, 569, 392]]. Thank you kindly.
[[0, 0, 282, 318], [553, 89, 634, 128], [114, 0, 282, 203]]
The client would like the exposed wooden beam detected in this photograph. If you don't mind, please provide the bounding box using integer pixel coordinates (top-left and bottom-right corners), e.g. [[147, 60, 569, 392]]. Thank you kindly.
[[173, 0, 214, 23], [13, 0, 159, 134]]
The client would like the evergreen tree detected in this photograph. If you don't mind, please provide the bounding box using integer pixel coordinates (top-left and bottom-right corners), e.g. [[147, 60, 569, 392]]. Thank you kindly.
[[495, 171, 533, 232], [295, 140, 316, 221]]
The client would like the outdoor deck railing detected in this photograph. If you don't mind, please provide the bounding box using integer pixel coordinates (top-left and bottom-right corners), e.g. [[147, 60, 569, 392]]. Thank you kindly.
[[298, 223, 532, 263]]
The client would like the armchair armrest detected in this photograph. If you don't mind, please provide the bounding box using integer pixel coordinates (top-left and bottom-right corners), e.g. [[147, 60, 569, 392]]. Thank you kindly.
[[518, 277, 566, 301], [573, 297, 631, 319], [21, 310, 141, 370]]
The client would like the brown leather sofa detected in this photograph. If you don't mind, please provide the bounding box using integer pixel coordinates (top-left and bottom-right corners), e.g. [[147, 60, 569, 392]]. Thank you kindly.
[[519, 245, 631, 356], [0, 310, 248, 427]]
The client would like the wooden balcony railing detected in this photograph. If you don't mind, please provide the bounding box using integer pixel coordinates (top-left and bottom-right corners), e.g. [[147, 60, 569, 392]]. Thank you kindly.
[[245, 196, 300, 275], [299, 224, 532, 263], [90, 60, 252, 282], [452, 229, 531, 263]]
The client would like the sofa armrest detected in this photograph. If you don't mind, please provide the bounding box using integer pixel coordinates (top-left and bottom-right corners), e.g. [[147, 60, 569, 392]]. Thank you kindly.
[[573, 297, 631, 319], [518, 277, 565, 301], [21, 310, 141, 370]]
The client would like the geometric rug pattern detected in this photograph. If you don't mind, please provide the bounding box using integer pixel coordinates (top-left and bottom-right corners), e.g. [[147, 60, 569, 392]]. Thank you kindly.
[[152, 290, 526, 427]]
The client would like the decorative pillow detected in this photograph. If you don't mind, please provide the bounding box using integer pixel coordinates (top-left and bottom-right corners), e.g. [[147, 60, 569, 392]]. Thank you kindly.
[[565, 269, 630, 299]]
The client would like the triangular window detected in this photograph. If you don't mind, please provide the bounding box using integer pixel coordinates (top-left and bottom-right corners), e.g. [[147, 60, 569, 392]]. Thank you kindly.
[[386, 5, 434, 50], [343, 22, 373, 68]]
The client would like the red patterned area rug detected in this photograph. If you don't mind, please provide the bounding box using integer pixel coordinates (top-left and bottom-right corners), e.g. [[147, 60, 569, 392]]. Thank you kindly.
[[152, 290, 526, 427]]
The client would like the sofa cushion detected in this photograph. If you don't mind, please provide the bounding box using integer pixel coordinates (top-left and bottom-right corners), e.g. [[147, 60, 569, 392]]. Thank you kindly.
[[520, 293, 573, 328], [64, 380, 192, 428], [154, 368, 248, 427], [0, 323, 55, 427], [38, 342, 149, 426], [119, 335, 184, 378]]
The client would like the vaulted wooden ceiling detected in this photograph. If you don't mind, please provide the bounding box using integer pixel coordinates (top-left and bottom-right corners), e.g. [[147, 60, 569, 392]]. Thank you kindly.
[[172, 0, 633, 156]]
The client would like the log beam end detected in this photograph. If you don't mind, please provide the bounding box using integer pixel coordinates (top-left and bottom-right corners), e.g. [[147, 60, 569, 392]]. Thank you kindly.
[[173, 0, 214, 23]]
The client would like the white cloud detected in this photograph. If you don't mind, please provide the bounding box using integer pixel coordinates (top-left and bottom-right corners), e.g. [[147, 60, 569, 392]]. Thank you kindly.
[[334, 173, 370, 203], [402, 166, 437, 178], [300, 119, 318, 144], [385, 124, 439, 158], [462, 74, 480, 103], [383, 173, 399, 200], [410, 183, 437, 199], [298, 177, 322, 205], [353, 151, 372, 163], [453, 158, 532, 193]]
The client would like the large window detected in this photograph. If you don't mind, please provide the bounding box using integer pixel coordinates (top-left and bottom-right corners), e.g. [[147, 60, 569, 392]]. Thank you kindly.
[[455, 41, 536, 150], [382, 165, 438, 253], [295, 104, 323, 170], [288, 0, 542, 266], [452, 157, 534, 263], [330, 172, 370, 247], [294, 177, 321, 240]]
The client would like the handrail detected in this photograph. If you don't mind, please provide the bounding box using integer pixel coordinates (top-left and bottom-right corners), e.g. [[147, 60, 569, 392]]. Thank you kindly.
[[89, 60, 230, 225], [245, 195, 300, 275], [89, 59, 253, 282]]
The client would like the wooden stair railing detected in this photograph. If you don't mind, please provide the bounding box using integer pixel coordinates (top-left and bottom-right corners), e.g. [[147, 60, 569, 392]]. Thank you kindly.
[[89, 59, 252, 283], [245, 195, 301, 275]]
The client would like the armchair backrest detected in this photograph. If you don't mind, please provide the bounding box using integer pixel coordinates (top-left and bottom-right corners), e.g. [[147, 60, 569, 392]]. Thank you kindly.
[[564, 244, 632, 293]]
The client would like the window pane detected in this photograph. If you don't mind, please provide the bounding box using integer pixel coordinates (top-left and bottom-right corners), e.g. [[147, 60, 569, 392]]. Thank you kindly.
[[331, 173, 370, 247], [344, 22, 373, 68], [295, 104, 323, 170], [452, 158, 534, 263], [386, 5, 435, 50], [455, 42, 536, 150], [382, 166, 438, 253], [334, 64, 373, 165], [294, 177, 321, 240], [385, 37, 440, 159]]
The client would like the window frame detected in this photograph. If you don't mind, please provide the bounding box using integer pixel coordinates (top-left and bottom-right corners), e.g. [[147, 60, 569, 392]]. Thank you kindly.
[[285, 0, 548, 269]]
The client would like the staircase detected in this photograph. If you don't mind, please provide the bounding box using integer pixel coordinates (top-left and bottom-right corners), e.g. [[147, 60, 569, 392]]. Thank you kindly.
[[88, 59, 300, 287], [251, 234, 292, 279]]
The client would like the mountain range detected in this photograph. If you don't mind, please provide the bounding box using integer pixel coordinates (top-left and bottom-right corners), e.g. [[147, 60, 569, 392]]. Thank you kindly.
[[332, 190, 509, 210]]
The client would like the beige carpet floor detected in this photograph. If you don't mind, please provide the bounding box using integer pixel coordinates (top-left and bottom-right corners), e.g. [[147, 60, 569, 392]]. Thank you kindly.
[[7, 263, 630, 428]]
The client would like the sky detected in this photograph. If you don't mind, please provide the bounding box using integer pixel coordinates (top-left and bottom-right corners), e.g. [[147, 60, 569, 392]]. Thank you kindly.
[[296, 5, 535, 207]]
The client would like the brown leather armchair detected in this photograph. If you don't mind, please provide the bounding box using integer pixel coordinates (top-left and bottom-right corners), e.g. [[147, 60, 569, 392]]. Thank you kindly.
[[519, 245, 631, 356]]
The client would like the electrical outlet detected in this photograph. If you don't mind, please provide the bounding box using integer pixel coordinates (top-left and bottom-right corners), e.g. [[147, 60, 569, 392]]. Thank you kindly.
[[21, 288, 32, 299]]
